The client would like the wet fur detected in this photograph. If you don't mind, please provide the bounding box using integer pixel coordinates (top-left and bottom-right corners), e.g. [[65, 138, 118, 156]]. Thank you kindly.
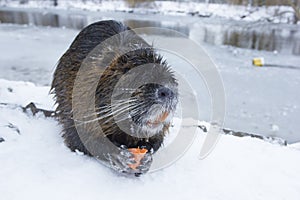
[[52, 20, 177, 157]]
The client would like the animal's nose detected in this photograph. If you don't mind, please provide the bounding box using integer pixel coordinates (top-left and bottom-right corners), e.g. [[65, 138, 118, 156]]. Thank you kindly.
[[157, 87, 174, 100]]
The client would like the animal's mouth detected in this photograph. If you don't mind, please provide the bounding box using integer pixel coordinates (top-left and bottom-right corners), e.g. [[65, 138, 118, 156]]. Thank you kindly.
[[146, 111, 169, 127]]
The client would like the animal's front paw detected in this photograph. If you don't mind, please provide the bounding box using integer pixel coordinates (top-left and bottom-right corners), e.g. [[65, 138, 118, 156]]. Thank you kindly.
[[105, 147, 136, 174], [104, 147, 153, 176], [135, 152, 153, 176]]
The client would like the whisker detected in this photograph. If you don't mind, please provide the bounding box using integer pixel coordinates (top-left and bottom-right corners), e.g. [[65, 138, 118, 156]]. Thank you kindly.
[[112, 103, 149, 124], [74, 103, 142, 126], [94, 98, 137, 111], [81, 99, 138, 118], [102, 103, 144, 124]]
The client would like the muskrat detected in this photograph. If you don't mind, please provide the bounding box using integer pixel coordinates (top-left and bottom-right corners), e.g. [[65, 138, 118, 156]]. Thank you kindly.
[[51, 20, 178, 176]]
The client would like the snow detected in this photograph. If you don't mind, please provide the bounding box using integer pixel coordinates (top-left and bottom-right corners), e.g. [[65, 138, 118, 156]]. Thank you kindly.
[[0, 0, 298, 24], [291, 142, 300, 150], [0, 79, 54, 109], [1, 78, 300, 200]]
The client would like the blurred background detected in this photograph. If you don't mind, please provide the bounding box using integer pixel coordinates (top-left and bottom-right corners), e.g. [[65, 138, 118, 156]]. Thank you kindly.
[[0, 0, 299, 144]]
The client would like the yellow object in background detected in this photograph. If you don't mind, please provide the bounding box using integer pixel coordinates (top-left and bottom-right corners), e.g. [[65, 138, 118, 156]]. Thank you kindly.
[[252, 57, 265, 67]]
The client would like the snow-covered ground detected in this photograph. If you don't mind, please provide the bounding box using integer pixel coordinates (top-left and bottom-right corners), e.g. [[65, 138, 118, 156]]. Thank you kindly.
[[0, 0, 297, 24], [1, 78, 300, 200]]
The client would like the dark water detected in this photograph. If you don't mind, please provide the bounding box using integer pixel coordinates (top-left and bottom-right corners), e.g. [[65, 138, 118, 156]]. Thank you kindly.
[[0, 8, 299, 55]]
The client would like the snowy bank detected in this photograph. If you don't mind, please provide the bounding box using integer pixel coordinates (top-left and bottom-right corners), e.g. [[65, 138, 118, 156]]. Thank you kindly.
[[0, 0, 298, 24], [1, 78, 300, 200]]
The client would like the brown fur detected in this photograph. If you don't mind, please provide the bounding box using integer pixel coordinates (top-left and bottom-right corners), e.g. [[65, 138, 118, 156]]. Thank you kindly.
[[51, 20, 177, 159]]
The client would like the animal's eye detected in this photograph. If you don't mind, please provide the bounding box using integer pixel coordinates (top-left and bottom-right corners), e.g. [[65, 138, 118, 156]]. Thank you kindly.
[[123, 67, 130, 73]]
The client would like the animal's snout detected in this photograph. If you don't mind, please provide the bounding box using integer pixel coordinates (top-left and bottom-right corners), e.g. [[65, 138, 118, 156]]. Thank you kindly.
[[157, 87, 174, 101]]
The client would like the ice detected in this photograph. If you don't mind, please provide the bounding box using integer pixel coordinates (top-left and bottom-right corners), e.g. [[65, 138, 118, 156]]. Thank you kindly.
[[0, 24, 77, 85], [271, 124, 280, 132]]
